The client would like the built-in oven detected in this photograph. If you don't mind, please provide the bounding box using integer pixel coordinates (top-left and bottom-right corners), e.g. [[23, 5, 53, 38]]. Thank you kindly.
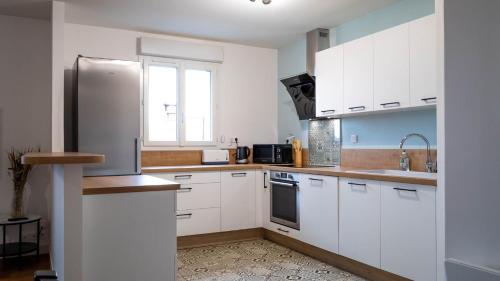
[[270, 171, 300, 230]]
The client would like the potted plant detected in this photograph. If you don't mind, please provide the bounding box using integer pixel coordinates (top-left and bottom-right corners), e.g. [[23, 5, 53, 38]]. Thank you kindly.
[[7, 147, 37, 221]]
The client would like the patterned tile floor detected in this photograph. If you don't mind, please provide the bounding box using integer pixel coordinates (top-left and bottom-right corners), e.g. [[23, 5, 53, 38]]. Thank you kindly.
[[177, 239, 366, 281]]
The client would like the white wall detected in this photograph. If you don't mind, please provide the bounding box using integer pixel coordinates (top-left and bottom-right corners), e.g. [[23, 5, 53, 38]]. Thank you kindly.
[[51, 1, 65, 152], [0, 15, 52, 249], [443, 0, 500, 274], [63, 23, 278, 149]]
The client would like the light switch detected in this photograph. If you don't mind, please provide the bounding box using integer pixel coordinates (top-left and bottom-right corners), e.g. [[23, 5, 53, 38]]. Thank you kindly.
[[350, 134, 358, 144]]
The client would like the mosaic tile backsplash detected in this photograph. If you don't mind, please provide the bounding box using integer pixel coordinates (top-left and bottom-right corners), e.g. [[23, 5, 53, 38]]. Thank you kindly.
[[308, 119, 341, 167]]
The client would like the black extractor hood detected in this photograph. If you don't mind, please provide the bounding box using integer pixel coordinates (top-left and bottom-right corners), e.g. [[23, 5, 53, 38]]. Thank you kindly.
[[280, 29, 330, 120]]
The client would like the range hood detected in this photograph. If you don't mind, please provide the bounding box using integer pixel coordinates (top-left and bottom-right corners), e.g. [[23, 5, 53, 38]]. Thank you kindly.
[[281, 29, 330, 120]]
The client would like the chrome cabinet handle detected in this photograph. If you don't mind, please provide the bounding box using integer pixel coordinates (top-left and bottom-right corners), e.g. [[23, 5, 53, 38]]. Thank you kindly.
[[393, 187, 417, 193], [421, 97, 437, 103], [176, 213, 193, 219], [175, 175, 192, 179], [348, 182, 366, 186], [177, 187, 193, 192], [269, 181, 296, 187], [309, 178, 324, 182], [263, 172, 268, 189], [277, 228, 289, 234], [232, 172, 247, 177], [380, 102, 401, 107], [321, 109, 336, 113], [348, 106, 366, 111]]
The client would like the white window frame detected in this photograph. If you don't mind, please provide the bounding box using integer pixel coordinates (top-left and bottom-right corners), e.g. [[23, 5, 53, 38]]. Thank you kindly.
[[142, 56, 218, 148]]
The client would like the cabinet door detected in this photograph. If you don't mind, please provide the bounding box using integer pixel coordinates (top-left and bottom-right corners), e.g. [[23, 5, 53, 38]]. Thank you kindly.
[[221, 170, 256, 231], [316, 46, 344, 117], [381, 182, 436, 281], [255, 170, 269, 228], [339, 178, 381, 268], [343, 35, 374, 114], [410, 15, 438, 107], [374, 24, 410, 111], [300, 174, 339, 253]]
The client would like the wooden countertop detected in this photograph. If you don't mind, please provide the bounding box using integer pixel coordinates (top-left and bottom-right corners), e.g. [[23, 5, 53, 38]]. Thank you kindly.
[[142, 164, 437, 187], [22, 152, 105, 165], [82, 175, 180, 195]]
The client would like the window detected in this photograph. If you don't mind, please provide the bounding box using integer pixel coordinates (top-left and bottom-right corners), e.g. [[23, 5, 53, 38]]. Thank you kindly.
[[143, 57, 216, 147]]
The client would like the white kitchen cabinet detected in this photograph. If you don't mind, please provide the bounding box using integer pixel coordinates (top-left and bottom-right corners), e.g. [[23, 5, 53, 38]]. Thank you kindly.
[[380, 182, 436, 281], [339, 178, 381, 268], [221, 170, 256, 231], [299, 174, 339, 253], [176, 182, 220, 211], [343, 35, 374, 114], [83, 191, 177, 281], [255, 170, 269, 228], [177, 208, 221, 236], [374, 24, 410, 111], [152, 171, 222, 236], [315, 45, 344, 117], [410, 14, 438, 107], [153, 171, 220, 184]]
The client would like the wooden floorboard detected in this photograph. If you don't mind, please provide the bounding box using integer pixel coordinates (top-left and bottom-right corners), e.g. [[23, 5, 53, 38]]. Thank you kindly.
[[0, 255, 50, 281]]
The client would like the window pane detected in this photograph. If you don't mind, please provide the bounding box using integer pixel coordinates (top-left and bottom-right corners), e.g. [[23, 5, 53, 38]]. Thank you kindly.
[[148, 65, 177, 142], [185, 69, 212, 142]]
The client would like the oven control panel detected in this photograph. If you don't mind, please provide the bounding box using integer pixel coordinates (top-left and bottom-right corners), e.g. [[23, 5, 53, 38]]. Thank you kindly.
[[271, 171, 298, 182]]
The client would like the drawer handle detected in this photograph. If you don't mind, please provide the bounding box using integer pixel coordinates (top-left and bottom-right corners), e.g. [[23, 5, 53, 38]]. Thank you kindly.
[[421, 97, 437, 103], [321, 109, 336, 113], [393, 187, 417, 193], [380, 102, 401, 107], [309, 178, 323, 182], [176, 213, 193, 219], [277, 228, 289, 234], [175, 175, 192, 179], [232, 172, 247, 177], [177, 187, 193, 192], [348, 182, 366, 186], [348, 106, 366, 111]]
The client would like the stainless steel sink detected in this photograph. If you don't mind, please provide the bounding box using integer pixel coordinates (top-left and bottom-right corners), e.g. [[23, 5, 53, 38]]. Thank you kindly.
[[348, 169, 437, 180]]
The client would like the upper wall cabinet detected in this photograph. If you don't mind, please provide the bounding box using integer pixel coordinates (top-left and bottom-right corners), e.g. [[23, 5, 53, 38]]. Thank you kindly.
[[315, 14, 437, 117], [374, 24, 410, 111], [315, 45, 344, 117], [343, 35, 374, 114], [410, 15, 438, 107]]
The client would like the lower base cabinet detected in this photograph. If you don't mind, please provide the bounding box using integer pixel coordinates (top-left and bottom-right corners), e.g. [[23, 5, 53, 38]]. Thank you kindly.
[[380, 182, 437, 281], [339, 178, 381, 268], [221, 170, 256, 231], [177, 208, 221, 236], [299, 174, 339, 253]]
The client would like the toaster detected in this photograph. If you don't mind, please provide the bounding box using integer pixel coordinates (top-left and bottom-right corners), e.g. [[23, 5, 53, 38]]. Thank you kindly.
[[202, 150, 229, 165]]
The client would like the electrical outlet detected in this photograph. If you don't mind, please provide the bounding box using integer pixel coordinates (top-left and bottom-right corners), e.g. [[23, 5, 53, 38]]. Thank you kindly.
[[350, 134, 358, 144]]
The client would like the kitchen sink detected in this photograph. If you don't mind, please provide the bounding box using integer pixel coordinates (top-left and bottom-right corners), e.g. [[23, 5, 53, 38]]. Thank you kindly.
[[348, 169, 437, 180]]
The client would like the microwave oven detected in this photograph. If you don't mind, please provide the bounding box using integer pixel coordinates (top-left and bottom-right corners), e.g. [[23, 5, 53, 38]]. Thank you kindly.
[[252, 144, 293, 164]]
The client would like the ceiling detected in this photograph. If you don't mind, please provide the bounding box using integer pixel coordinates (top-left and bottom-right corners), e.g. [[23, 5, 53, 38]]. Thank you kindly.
[[0, 0, 397, 48]]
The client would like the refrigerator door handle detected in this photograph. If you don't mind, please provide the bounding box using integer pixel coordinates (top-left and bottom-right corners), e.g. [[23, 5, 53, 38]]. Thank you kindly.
[[134, 138, 139, 174]]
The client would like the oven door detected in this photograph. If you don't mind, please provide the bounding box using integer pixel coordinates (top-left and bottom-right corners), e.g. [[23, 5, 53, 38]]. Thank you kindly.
[[270, 179, 300, 230]]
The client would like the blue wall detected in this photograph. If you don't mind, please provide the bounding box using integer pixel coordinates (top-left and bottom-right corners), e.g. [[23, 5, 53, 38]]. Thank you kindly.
[[277, 0, 436, 148], [334, 0, 435, 44]]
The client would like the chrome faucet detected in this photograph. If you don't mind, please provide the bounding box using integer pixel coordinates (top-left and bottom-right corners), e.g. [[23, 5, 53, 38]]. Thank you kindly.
[[399, 133, 435, 173]]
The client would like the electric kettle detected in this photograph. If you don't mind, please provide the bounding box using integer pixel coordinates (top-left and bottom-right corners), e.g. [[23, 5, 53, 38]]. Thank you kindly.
[[236, 146, 251, 164]]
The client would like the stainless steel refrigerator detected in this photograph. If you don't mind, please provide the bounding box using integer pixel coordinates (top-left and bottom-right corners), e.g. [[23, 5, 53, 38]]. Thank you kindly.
[[77, 56, 141, 176]]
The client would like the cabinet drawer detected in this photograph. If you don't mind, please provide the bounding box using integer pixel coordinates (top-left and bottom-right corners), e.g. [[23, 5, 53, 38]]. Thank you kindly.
[[154, 171, 220, 184], [267, 222, 301, 241], [177, 182, 220, 211], [177, 208, 221, 236]]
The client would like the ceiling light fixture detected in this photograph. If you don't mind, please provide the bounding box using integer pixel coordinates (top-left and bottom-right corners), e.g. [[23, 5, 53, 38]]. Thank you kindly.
[[250, 0, 272, 5]]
